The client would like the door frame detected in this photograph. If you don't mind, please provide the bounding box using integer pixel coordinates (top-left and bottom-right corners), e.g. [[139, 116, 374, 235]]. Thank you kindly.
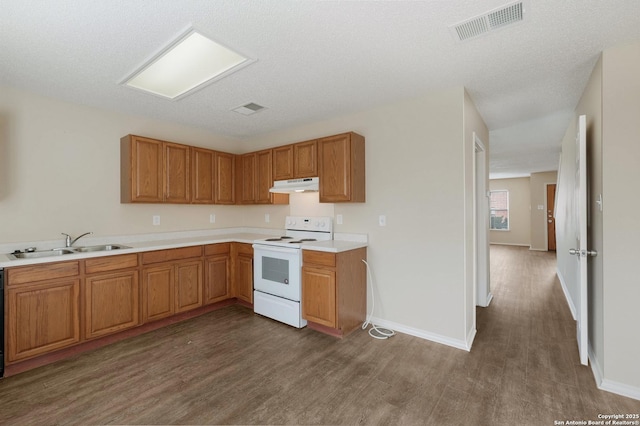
[[473, 133, 491, 307]]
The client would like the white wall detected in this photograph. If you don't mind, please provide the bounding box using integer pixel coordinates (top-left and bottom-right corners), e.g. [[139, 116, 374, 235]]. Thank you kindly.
[[245, 86, 488, 348], [489, 177, 531, 246], [557, 41, 640, 398], [601, 42, 640, 392], [0, 86, 290, 243]]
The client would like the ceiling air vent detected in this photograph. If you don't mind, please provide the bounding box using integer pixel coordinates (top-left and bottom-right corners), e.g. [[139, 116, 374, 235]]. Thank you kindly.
[[232, 102, 266, 116], [449, 0, 527, 42]]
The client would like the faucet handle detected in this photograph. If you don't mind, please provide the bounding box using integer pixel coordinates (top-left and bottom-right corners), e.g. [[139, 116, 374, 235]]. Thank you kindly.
[[61, 233, 72, 247]]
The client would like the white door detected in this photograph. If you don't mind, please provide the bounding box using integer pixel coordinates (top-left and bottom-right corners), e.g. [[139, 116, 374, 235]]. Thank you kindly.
[[570, 115, 594, 366]]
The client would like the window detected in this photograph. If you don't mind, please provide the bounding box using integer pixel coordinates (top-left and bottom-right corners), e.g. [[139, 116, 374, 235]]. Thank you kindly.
[[490, 190, 509, 230]]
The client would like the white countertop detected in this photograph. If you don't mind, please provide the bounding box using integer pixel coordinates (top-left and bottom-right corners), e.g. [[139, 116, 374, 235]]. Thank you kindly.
[[0, 228, 368, 268]]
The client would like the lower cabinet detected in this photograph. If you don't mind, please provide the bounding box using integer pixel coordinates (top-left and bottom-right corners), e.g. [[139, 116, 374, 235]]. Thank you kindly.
[[301, 248, 367, 336], [232, 243, 253, 304], [204, 243, 231, 304], [84, 254, 140, 340], [141, 246, 204, 323], [175, 260, 203, 313], [85, 271, 139, 339], [7, 278, 81, 362]]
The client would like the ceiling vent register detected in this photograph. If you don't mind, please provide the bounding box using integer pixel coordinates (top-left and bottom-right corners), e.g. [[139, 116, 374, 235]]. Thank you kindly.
[[232, 102, 266, 116], [450, 0, 527, 42]]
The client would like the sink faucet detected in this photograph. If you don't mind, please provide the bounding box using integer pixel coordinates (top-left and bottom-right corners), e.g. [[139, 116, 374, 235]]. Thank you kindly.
[[62, 232, 92, 247]]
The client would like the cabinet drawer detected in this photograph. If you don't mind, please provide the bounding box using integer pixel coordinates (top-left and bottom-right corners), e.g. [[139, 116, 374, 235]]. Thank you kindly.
[[303, 250, 336, 268], [7, 261, 80, 286], [234, 243, 253, 256], [85, 254, 139, 274], [205, 243, 230, 256], [142, 246, 203, 265]]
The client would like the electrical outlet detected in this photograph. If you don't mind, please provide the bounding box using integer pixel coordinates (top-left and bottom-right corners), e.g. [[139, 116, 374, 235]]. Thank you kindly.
[[265, 213, 270, 223], [379, 215, 386, 226], [336, 214, 343, 225], [209, 214, 216, 224], [152, 215, 160, 226]]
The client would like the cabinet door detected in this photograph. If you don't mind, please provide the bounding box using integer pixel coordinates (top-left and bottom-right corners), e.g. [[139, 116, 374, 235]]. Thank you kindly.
[[126, 136, 163, 202], [204, 255, 231, 304], [235, 254, 253, 304], [256, 149, 273, 204], [7, 279, 81, 362], [273, 145, 294, 181], [318, 134, 351, 202], [85, 271, 139, 339], [191, 147, 215, 204], [142, 265, 174, 322], [302, 266, 336, 328], [175, 260, 203, 313], [214, 152, 235, 204], [294, 140, 318, 178], [238, 153, 256, 204], [164, 142, 190, 203]]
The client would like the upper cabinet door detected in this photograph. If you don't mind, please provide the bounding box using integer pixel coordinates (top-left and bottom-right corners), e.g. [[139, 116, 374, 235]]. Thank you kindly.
[[273, 145, 294, 181], [238, 153, 257, 204], [191, 147, 215, 204], [318, 132, 365, 203], [255, 150, 273, 204], [214, 151, 235, 204], [294, 140, 318, 178], [163, 142, 190, 203], [121, 135, 163, 203]]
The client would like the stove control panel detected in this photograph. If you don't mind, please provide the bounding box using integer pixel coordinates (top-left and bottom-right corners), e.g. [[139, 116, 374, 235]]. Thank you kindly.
[[285, 216, 333, 232]]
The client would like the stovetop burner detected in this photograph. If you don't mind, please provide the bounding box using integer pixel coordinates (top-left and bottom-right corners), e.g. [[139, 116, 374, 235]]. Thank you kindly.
[[265, 236, 294, 241], [288, 238, 317, 244]]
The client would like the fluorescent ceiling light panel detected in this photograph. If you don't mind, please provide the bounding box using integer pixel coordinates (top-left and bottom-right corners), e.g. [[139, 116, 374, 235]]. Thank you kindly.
[[123, 30, 252, 99]]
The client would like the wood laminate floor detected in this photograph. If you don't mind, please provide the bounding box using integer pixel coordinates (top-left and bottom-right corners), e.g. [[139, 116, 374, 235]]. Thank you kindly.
[[1, 245, 638, 425]]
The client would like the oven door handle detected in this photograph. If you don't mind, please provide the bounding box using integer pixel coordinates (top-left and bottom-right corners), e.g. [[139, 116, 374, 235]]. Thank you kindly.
[[252, 244, 300, 254]]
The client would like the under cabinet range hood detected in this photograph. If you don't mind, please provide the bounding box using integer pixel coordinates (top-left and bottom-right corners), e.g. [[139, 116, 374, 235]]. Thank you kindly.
[[269, 177, 319, 193]]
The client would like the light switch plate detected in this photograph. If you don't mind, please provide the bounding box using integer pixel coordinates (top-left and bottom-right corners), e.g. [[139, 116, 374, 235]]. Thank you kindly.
[[209, 214, 216, 223], [379, 215, 386, 226], [153, 215, 160, 226], [265, 213, 270, 223], [336, 214, 343, 225]]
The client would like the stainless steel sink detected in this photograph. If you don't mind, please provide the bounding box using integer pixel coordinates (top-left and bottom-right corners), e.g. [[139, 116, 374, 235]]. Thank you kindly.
[[6, 244, 131, 260], [8, 248, 76, 260], [72, 244, 130, 252]]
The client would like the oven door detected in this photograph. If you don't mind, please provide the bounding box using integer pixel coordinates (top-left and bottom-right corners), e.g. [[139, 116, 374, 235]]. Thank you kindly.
[[252, 244, 302, 302]]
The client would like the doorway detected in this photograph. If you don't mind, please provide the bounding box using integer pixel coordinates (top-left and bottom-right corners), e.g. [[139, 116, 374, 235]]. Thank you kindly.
[[474, 133, 491, 307]]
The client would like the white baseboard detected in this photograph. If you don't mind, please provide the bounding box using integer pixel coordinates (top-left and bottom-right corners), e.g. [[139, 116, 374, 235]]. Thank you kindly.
[[556, 268, 577, 320], [589, 343, 604, 387], [369, 316, 472, 351], [600, 379, 640, 401], [477, 292, 493, 308], [528, 247, 548, 252], [489, 242, 530, 247]]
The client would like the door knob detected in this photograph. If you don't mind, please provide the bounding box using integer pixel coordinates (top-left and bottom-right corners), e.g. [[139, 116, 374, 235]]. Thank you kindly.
[[569, 248, 598, 257]]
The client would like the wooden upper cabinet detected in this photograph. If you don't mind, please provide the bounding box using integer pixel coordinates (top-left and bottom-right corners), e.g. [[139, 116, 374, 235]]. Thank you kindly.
[[214, 151, 235, 204], [191, 147, 216, 204], [237, 150, 288, 205], [121, 135, 163, 203], [256, 150, 273, 204], [164, 142, 190, 203], [318, 132, 365, 203], [273, 145, 294, 181], [238, 152, 256, 204], [121, 135, 190, 203], [294, 140, 318, 178]]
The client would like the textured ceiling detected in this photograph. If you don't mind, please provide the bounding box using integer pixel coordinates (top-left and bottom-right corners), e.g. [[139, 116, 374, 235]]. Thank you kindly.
[[2, 0, 640, 178]]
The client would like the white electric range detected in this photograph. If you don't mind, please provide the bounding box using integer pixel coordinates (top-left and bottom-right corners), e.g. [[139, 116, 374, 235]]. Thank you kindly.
[[252, 216, 333, 328]]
